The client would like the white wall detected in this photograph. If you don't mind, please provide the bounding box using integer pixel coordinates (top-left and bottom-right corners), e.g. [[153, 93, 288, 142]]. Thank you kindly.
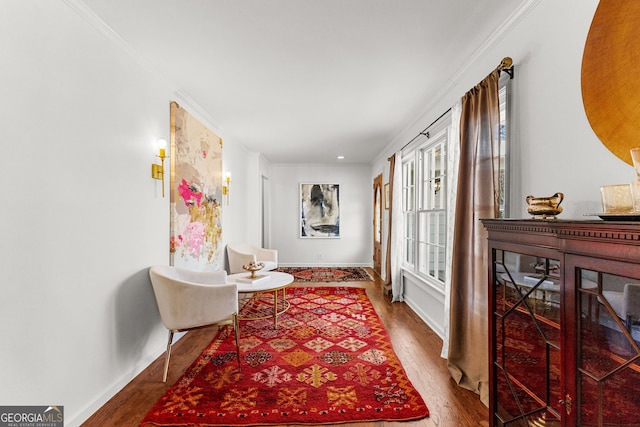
[[500, 0, 629, 218], [0, 1, 254, 425], [221, 143, 254, 256], [270, 164, 372, 266], [373, 0, 632, 338], [241, 152, 272, 250]]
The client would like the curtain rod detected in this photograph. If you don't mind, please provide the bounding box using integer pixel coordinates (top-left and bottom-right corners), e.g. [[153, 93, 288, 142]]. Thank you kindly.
[[399, 56, 514, 152], [400, 108, 452, 151]]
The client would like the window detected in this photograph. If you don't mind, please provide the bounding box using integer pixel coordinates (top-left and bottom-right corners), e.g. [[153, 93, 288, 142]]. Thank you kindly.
[[402, 116, 451, 286], [418, 132, 447, 282], [498, 73, 512, 218], [402, 158, 415, 269], [401, 76, 512, 286]]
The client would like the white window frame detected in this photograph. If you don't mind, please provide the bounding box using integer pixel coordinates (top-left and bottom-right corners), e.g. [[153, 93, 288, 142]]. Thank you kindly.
[[417, 129, 447, 283], [402, 116, 451, 288], [499, 72, 513, 218], [402, 158, 415, 269]]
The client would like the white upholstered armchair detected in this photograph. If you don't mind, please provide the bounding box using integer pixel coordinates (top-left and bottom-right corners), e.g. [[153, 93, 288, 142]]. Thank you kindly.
[[149, 265, 241, 382], [226, 243, 278, 274]]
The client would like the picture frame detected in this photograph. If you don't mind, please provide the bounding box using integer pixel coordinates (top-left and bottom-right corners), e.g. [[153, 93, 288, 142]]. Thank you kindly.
[[300, 183, 340, 238]]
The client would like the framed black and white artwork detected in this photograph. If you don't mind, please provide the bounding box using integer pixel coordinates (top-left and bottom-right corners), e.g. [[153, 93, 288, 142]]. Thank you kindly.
[[300, 183, 340, 238]]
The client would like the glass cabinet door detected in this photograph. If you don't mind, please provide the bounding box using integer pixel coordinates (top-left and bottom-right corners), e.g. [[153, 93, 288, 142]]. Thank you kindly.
[[576, 266, 640, 426], [492, 249, 562, 426]]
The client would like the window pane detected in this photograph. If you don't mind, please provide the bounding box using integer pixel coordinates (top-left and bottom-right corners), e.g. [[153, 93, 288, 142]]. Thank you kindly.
[[417, 212, 428, 274], [406, 237, 415, 266], [419, 141, 447, 212], [439, 214, 444, 246], [498, 81, 510, 218], [418, 242, 427, 273], [418, 212, 427, 241], [437, 245, 446, 281], [407, 212, 415, 239], [404, 211, 415, 265], [433, 177, 443, 209], [404, 159, 415, 212], [409, 186, 414, 212], [416, 210, 446, 281]]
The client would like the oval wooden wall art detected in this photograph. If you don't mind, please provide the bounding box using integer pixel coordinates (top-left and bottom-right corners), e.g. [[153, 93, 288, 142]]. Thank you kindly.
[[581, 0, 640, 165]]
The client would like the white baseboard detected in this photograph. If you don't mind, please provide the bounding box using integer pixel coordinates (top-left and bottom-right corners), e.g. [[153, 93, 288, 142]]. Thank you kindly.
[[67, 332, 185, 426], [404, 296, 445, 340], [400, 272, 446, 340]]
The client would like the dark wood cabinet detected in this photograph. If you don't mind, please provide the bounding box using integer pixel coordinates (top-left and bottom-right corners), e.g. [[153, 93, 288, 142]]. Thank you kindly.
[[482, 219, 640, 426]]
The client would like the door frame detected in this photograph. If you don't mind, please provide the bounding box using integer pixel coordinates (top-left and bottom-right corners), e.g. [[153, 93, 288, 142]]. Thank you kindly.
[[373, 174, 383, 276]]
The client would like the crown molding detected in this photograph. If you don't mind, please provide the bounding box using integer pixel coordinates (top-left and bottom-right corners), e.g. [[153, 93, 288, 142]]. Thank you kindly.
[[374, 0, 542, 166], [62, 0, 159, 78], [62, 0, 223, 135], [171, 90, 224, 136]]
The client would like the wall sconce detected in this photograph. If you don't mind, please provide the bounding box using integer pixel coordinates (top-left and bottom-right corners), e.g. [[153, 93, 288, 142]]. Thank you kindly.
[[222, 171, 231, 205], [151, 139, 167, 197]]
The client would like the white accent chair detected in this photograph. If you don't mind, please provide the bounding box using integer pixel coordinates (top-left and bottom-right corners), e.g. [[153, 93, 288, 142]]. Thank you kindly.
[[602, 283, 640, 332], [226, 243, 278, 274], [149, 265, 241, 382]]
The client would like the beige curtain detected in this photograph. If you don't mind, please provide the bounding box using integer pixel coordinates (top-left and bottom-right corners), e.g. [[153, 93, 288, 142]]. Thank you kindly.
[[447, 69, 501, 406], [384, 152, 405, 302]]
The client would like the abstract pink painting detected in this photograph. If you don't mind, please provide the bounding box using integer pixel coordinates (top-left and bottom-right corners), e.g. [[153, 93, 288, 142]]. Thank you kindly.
[[169, 102, 224, 270]]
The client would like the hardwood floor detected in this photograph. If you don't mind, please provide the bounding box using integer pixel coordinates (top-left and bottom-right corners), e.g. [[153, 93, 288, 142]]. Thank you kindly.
[[82, 270, 488, 427]]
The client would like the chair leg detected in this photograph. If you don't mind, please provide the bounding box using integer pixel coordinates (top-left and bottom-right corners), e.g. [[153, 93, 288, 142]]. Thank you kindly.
[[233, 313, 241, 371], [163, 330, 175, 382]]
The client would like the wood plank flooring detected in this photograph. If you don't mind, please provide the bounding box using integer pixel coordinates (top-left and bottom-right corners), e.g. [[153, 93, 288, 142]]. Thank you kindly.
[[82, 269, 488, 427]]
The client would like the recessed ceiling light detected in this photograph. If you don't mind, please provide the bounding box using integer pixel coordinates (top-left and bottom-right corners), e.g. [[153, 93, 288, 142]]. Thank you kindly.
[[337, 156, 345, 160]]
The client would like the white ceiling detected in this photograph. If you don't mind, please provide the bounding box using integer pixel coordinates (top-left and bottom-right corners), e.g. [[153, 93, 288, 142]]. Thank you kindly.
[[80, 0, 525, 164]]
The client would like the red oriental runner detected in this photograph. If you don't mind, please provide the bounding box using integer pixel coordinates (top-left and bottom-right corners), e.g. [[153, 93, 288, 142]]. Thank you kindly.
[[276, 267, 374, 282], [140, 287, 429, 426]]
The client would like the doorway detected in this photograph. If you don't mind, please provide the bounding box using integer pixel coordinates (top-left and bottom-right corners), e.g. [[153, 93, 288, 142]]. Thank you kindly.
[[261, 175, 270, 248], [373, 174, 383, 276]]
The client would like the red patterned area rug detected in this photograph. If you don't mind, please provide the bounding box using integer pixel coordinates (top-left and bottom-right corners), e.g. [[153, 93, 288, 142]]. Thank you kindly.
[[276, 267, 374, 282], [140, 287, 429, 426]]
